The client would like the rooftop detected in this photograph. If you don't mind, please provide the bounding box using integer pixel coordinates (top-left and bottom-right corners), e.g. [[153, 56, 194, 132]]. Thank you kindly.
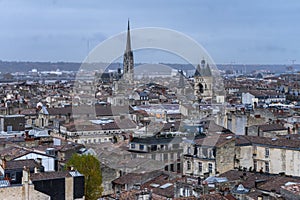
[[236, 135, 300, 150], [5, 159, 40, 170]]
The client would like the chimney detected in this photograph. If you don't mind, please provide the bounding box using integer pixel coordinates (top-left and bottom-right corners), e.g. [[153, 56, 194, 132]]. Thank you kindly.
[[36, 158, 42, 166], [34, 167, 40, 173], [22, 166, 30, 184], [22, 166, 31, 200]]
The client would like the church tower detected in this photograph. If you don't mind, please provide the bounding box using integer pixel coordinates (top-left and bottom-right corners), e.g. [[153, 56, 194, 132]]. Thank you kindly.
[[123, 20, 134, 83], [194, 59, 213, 101]]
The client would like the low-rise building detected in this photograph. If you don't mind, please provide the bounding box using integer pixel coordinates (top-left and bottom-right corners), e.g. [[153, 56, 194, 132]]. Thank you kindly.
[[30, 170, 85, 200], [183, 134, 236, 178], [235, 135, 300, 176]]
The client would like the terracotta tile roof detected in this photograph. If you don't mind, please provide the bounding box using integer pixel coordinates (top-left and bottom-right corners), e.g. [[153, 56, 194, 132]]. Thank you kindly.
[[224, 194, 237, 200], [141, 174, 183, 198], [199, 194, 229, 200], [112, 171, 162, 186], [45, 105, 130, 117], [109, 189, 152, 200], [19, 108, 37, 115], [219, 170, 272, 189], [0, 146, 31, 160], [257, 176, 300, 194], [258, 124, 287, 132], [5, 159, 39, 170], [63, 118, 136, 132], [174, 193, 229, 200], [281, 183, 300, 196]]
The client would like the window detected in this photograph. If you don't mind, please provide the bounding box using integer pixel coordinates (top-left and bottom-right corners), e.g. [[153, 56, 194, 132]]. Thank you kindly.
[[163, 153, 168, 161], [7, 126, 12, 132], [151, 154, 156, 160], [265, 162, 269, 173], [254, 160, 257, 171], [265, 148, 270, 158], [139, 144, 144, 150], [198, 162, 202, 172], [187, 147, 191, 154], [131, 143, 135, 149], [187, 161, 191, 170], [151, 145, 157, 151], [208, 163, 213, 173], [10, 172, 16, 181]]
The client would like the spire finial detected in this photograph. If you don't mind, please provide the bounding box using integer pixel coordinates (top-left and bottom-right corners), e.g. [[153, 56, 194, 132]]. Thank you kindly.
[[128, 18, 130, 31]]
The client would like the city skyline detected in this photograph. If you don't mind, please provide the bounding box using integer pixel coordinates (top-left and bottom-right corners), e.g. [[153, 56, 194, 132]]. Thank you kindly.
[[0, 0, 299, 64]]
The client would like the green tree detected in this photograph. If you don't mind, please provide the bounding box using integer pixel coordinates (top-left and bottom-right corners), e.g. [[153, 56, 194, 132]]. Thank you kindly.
[[66, 154, 103, 200]]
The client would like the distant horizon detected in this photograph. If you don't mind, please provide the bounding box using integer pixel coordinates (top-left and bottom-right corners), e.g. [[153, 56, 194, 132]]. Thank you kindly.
[[0, 59, 299, 66]]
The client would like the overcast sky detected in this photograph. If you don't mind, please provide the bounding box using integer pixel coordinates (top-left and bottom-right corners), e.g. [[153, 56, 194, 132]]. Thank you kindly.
[[0, 0, 299, 64]]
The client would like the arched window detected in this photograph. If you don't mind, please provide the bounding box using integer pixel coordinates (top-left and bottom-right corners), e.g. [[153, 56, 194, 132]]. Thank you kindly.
[[198, 83, 204, 93]]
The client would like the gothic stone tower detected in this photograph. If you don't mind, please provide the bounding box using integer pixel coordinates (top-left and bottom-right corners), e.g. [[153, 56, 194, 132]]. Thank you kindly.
[[194, 59, 213, 101], [123, 20, 134, 83]]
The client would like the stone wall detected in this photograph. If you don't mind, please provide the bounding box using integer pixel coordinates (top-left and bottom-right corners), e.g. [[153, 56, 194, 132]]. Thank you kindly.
[[0, 184, 50, 200]]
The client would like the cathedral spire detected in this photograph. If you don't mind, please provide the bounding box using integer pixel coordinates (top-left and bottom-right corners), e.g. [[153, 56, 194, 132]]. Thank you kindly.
[[125, 19, 131, 53], [123, 20, 134, 83]]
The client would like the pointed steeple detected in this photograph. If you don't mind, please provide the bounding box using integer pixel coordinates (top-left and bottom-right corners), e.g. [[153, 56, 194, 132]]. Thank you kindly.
[[178, 70, 185, 88], [194, 64, 202, 77], [123, 20, 134, 83], [125, 19, 131, 53]]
